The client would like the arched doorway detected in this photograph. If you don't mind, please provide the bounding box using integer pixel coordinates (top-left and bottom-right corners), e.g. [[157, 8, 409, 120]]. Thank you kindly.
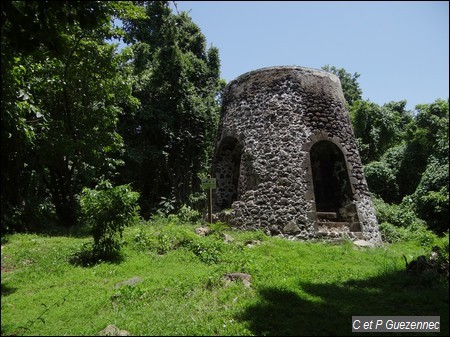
[[310, 140, 353, 215], [214, 137, 242, 211]]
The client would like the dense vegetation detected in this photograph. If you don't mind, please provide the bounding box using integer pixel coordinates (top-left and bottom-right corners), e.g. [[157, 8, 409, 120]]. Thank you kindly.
[[1, 1, 222, 231], [323, 66, 448, 237], [2, 1, 448, 239], [1, 1, 448, 335]]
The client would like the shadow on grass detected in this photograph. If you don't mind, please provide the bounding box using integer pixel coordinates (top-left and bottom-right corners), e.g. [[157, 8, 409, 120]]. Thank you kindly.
[[68, 243, 125, 267], [237, 270, 448, 336], [32, 223, 93, 239], [1, 282, 17, 297], [2, 221, 92, 239]]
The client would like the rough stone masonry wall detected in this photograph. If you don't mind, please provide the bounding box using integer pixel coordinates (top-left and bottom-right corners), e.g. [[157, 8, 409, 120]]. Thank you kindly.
[[212, 66, 381, 243]]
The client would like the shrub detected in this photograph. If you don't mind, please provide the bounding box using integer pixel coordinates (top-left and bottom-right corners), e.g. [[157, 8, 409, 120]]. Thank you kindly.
[[187, 236, 224, 264], [374, 196, 440, 247], [80, 180, 140, 260], [132, 219, 198, 254], [177, 204, 202, 223], [364, 161, 399, 203], [379, 222, 405, 243], [379, 221, 438, 247], [372, 196, 424, 228], [411, 157, 449, 233], [407, 221, 439, 247]]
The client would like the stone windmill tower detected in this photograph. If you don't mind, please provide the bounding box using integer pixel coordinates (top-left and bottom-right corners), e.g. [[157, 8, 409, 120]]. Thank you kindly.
[[212, 66, 380, 243]]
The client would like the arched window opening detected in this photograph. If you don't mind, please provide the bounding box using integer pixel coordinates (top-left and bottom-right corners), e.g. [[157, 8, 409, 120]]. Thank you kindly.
[[214, 137, 242, 211], [310, 140, 354, 217]]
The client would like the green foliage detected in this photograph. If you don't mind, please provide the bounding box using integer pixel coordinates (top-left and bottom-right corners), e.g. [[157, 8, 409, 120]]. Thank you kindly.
[[119, 1, 222, 215], [2, 226, 448, 336], [379, 221, 440, 247], [378, 143, 407, 199], [357, 97, 448, 234], [80, 180, 140, 260], [321, 65, 362, 107], [111, 284, 149, 312], [157, 196, 176, 216], [404, 100, 449, 232], [177, 204, 202, 223], [413, 99, 449, 154], [132, 226, 156, 251], [398, 99, 449, 197], [378, 222, 404, 243], [209, 221, 232, 234], [411, 156, 449, 232], [373, 196, 441, 246], [350, 100, 412, 163], [372, 196, 424, 228], [364, 99, 448, 214], [436, 238, 449, 265], [1, 1, 141, 229], [364, 161, 399, 203], [187, 237, 224, 264], [132, 218, 225, 264], [132, 217, 196, 254]]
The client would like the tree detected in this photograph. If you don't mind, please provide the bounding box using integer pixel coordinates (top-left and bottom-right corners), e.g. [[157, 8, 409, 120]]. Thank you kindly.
[[364, 161, 399, 203], [393, 99, 448, 198], [1, 1, 141, 228], [407, 99, 449, 232], [321, 65, 362, 107], [80, 180, 140, 260], [119, 1, 222, 216], [412, 156, 449, 233], [362, 99, 448, 233], [350, 100, 412, 163]]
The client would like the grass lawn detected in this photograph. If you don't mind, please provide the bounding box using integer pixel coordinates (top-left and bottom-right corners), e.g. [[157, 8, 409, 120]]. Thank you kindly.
[[1, 218, 448, 336]]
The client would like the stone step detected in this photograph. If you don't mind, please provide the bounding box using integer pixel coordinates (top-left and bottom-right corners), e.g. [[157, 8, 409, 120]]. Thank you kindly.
[[316, 230, 364, 240], [351, 232, 364, 239], [317, 221, 349, 229], [316, 220, 364, 241], [316, 231, 342, 238], [316, 211, 338, 220], [318, 221, 363, 233]]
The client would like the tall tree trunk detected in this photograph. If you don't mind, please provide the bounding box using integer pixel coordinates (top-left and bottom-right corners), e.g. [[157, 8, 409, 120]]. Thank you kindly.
[[48, 166, 78, 227]]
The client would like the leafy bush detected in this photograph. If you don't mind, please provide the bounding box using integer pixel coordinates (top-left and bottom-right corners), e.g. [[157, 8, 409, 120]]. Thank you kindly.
[[131, 216, 225, 264], [374, 196, 440, 246], [379, 221, 438, 247], [177, 204, 202, 223], [187, 237, 224, 264], [372, 196, 423, 228], [411, 157, 449, 232], [378, 222, 405, 243], [80, 180, 140, 260], [407, 222, 440, 247], [380, 143, 406, 176], [380, 143, 408, 201], [132, 219, 197, 254], [111, 285, 149, 310], [132, 226, 157, 252], [156, 233, 172, 254], [157, 196, 176, 216], [364, 161, 399, 203]]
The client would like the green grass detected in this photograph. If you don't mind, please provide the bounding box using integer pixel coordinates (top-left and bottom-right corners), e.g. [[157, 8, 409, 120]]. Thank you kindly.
[[1, 219, 448, 336]]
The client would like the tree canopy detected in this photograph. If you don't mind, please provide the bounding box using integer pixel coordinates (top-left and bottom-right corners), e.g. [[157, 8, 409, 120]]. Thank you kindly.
[[322, 65, 362, 107], [1, 0, 222, 230], [1, 1, 142, 228], [1, 2, 447, 237], [117, 1, 222, 216]]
